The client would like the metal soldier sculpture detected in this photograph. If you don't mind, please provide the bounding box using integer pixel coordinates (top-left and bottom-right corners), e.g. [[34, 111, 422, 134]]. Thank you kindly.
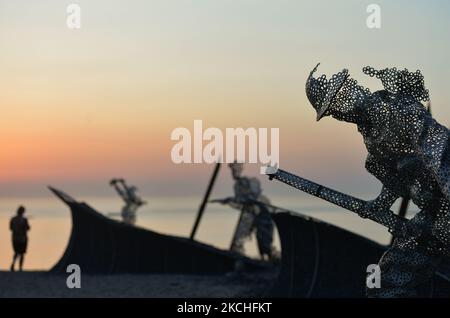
[[303, 64, 450, 297], [110, 178, 147, 225], [216, 162, 275, 260]]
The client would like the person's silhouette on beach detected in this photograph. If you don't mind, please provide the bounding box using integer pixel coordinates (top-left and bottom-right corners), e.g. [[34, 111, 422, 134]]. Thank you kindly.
[[10, 206, 30, 272]]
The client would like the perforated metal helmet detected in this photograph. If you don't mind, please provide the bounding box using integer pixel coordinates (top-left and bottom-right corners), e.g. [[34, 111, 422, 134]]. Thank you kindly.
[[305, 63, 350, 121]]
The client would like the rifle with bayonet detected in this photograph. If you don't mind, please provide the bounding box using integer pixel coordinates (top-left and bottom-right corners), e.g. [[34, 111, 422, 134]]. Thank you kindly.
[[265, 168, 417, 238]]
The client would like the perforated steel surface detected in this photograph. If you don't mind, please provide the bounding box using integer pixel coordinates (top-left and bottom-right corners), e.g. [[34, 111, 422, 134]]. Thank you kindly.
[[227, 163, 275, 259], [304, 64, 450, 297]]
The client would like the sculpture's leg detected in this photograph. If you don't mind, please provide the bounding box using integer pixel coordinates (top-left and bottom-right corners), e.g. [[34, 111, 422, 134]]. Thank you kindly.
[[369, 210, 440, 298], [254, 203, 274, 259], [230, 207, 255, 254], [432, 197, 450, 249], [367, 238, 441, 298]]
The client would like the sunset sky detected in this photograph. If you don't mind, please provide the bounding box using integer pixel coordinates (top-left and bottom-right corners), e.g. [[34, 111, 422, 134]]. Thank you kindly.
[[0, 0, 449, 198]]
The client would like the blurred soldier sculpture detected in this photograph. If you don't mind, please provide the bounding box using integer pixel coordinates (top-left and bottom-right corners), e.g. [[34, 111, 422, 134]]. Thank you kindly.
[[110, 179, 146, 225], [216, 162, 275, 260], [305, 64, 450, 297]]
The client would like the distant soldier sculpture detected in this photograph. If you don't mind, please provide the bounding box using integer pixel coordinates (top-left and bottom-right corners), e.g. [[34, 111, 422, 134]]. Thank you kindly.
[[110, 178, 146, 225], [304, 64, 450, 297], [216, 162, 275, 260]]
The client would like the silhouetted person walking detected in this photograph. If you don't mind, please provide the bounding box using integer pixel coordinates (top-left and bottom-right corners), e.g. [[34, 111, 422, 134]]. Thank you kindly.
[[10, 206, 30, 272]]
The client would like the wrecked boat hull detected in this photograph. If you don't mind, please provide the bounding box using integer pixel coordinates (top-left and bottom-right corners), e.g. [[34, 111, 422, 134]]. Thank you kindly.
[[49, 187, 263, 274], [49, 186, 450, 297], [271, 212, 450, 298]]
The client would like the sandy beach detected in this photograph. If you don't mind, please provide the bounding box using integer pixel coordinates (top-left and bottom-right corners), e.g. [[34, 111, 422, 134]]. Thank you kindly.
[[0, 269, 278, 298]]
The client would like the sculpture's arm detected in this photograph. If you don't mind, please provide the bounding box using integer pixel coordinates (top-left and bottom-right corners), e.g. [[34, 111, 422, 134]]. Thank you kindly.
[[367, 186, 400, 212], [210, 197, 243, 210], [111, 182, 128, 202], [226, 199, 243, 210]]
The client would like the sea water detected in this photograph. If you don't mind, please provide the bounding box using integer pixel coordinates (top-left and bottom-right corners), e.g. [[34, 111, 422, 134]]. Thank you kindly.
[[0, 194, 412, 270]]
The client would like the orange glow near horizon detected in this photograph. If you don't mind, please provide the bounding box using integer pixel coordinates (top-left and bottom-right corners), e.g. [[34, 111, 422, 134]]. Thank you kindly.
[[0, 1, 449, 196]]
